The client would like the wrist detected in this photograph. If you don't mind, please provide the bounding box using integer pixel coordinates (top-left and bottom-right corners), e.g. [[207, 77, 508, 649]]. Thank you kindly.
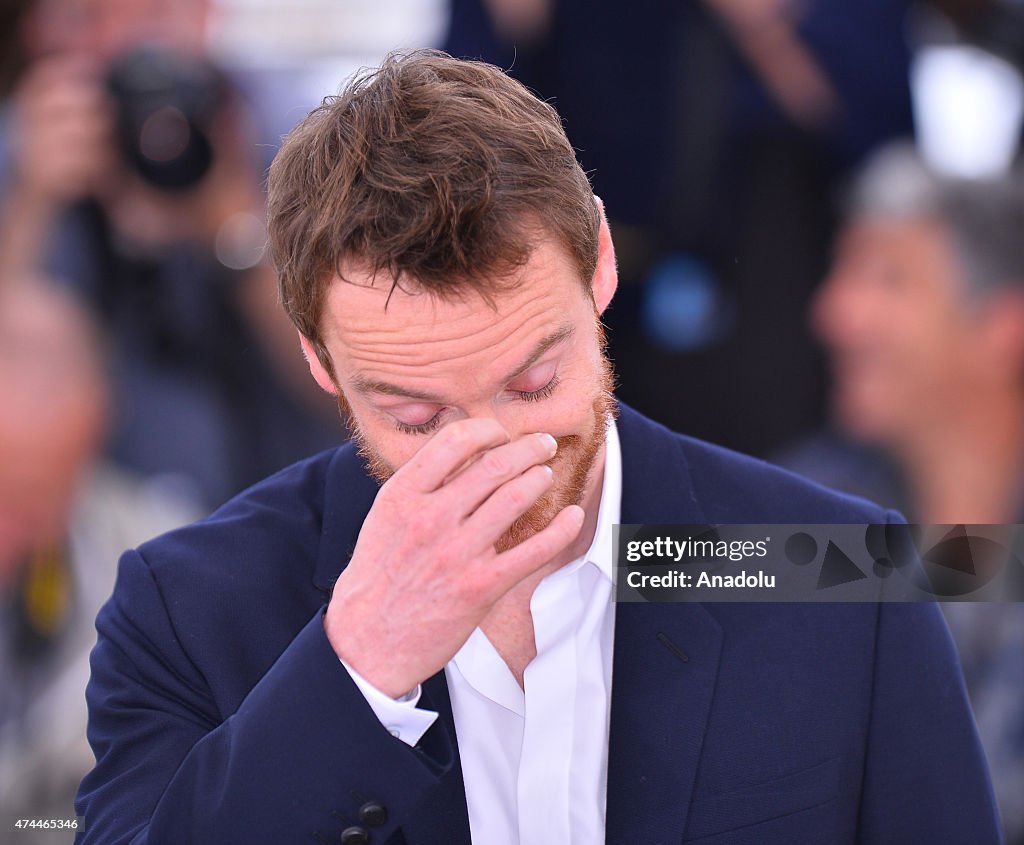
[[323, 608, 415, 700], [341, 657, 418, 704]]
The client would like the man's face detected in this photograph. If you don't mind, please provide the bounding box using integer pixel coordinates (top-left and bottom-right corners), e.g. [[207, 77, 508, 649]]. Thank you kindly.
[[309, 234, 617, 551], [812, 216, 990, 446]]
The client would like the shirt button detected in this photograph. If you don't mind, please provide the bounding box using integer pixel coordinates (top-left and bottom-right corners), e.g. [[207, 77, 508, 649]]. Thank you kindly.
[[387, 727, 401, 738], [359, 801, 388, 827], [340, 826, 370, 845]]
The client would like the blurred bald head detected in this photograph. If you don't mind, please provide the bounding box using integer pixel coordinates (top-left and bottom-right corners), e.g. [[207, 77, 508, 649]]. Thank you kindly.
[[0, 280, 108, 581]]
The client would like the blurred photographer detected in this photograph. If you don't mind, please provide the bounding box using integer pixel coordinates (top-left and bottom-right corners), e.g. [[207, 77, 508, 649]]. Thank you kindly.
[[0, 0, 336, 508], [0, 0, 212, 278]]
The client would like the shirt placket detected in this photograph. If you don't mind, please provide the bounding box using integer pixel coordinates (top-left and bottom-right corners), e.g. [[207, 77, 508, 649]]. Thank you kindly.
[[517, 572, 582, 844]]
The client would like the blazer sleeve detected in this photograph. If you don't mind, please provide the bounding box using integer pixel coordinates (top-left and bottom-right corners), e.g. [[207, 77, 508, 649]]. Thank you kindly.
[[74, 548, 454, 844], [857, 596, 1003, 842]]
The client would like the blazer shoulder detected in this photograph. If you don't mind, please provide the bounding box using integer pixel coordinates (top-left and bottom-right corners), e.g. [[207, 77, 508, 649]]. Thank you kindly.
[[618, 407, 892, 524], [135, 446, 343, 586], [617, 403, 892, 524], [680, 432, 891, 523]]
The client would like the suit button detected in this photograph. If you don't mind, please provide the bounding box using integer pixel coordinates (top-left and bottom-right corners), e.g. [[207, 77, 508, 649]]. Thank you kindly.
[[359, 801, 388, 827], [340, 826, 369, 845]]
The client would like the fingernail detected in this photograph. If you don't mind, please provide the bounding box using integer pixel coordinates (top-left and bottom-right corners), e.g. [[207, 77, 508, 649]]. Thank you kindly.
[[539, 433, 557, 454]]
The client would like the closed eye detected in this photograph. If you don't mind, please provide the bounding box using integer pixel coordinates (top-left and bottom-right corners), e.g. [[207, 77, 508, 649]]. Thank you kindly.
[[394, 411, 445, 436], [511, 373, 561, 403], [393, 374, 562, 436]]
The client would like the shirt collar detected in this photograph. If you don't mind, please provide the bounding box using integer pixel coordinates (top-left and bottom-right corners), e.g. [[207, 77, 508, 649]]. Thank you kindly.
[[557, 416, 621, 584]]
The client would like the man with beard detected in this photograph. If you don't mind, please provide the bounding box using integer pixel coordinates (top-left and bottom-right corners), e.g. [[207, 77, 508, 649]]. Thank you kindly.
[[75, 51, 1000, 844]]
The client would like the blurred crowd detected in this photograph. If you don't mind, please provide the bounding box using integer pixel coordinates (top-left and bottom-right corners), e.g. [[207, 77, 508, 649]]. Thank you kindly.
[[1, 0, 1023, 841]]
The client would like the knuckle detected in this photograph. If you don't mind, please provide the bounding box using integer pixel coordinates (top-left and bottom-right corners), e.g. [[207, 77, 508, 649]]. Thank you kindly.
[[499, 482, 531, 513], [480, 449, 507, 477], [462, 570, 499, 609], [449, 417, 503, 447], [453, 570, 482, 603]]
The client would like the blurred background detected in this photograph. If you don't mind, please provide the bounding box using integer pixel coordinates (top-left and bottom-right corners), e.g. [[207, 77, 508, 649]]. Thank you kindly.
[[0, 0, 1022, 841]]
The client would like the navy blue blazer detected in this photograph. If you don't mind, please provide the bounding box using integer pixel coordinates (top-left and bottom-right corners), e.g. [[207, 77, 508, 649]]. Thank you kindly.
[[75, 405, 1001, 844]]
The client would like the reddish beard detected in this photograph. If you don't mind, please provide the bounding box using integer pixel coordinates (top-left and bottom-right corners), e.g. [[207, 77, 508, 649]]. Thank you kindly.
[[338, 353, 617, 553]]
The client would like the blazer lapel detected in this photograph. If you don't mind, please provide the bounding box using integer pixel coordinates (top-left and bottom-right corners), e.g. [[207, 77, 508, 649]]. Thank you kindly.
[[606, 406, 723, 844], [313, 443, 380, 592]]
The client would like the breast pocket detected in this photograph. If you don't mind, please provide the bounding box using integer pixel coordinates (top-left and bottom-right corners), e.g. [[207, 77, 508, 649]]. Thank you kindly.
[[682, 756, 842, 843]]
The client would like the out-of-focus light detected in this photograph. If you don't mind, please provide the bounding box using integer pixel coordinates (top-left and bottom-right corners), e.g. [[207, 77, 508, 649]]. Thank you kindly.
[[911, 44, 1024, 179], [138, 106, 191, 164], [641, 255, 732, 352]]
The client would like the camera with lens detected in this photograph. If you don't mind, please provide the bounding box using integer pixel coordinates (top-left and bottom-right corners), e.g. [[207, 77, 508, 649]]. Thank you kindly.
[[107, 45, 227, 191]]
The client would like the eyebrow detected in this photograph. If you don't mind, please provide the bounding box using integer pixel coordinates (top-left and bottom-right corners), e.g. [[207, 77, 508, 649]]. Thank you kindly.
[[352, 323, 575, 402]]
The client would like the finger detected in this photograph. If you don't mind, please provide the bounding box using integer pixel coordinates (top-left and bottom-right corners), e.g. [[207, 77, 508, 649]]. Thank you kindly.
[[31, 80, 109, 117], [442, 431, 558, 516], [395, 417, 511, 493], [35, 112, 111, 152], [464, 462, 556, 545], [481, 504, 586, 598], [19, 66, 108, 117]]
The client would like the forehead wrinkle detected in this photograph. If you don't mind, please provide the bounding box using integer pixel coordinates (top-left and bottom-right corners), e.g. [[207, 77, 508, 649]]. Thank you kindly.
[[336, 300, 541, 348], [324, 246, 575, 348], [337, 294, 563, 366], [349, 322, 577, 403], [323, 236, 589, 392]]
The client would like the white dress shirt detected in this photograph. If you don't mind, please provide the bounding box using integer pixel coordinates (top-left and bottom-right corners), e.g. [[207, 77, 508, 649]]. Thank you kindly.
[[344, 420, 621, 844]]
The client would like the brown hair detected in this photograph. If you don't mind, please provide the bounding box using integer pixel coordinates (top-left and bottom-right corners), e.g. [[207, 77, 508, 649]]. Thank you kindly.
[[266, 49, 599, 379]]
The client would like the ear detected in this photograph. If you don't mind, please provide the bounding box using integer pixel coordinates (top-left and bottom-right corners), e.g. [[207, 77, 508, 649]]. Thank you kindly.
[[298, 334, 339, 395], [591, 196, 619, 315]]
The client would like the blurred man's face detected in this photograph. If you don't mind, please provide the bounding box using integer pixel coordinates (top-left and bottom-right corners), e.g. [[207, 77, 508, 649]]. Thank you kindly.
[[304, 233, 617, 551], [26, 0, 210, 61], [812, 216, 989, 445]]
